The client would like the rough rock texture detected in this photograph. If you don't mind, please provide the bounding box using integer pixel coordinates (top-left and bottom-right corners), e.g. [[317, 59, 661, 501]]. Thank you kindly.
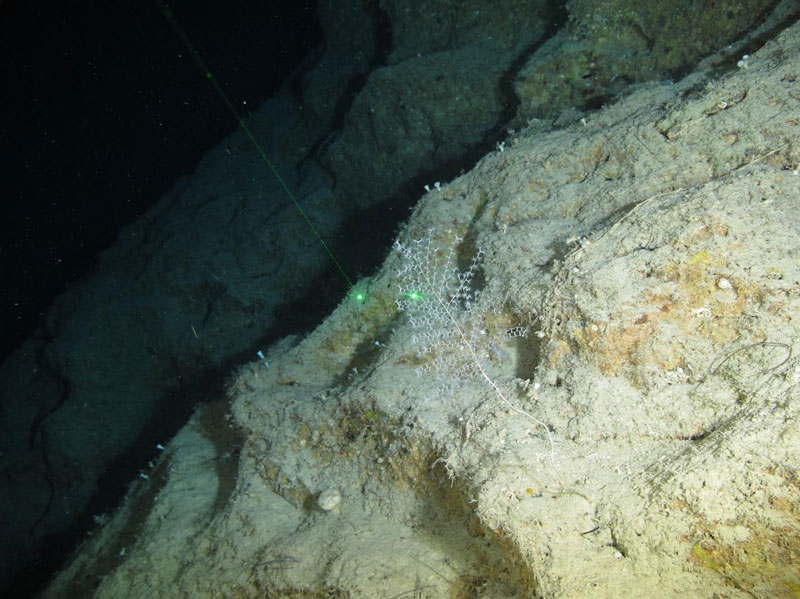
[[319, 0, 554, 210], [42, 6, 800, 598], [514, 0, 780, 121], [298, 0, 377, 126]]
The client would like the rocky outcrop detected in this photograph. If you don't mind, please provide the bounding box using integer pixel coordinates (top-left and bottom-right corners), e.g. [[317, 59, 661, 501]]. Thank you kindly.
[[5, 0, 798, 596], [42, 4, 800, 598]]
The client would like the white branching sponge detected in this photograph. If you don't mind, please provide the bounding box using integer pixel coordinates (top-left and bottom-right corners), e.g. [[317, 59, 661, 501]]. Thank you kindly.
[[394, 229, 530, 405], [395, 229, 488, 385], [395, 227, 562, 480]]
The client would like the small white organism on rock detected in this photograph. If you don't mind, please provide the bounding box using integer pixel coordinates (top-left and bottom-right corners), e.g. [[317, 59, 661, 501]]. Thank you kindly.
[[317, 488, 342, 512]]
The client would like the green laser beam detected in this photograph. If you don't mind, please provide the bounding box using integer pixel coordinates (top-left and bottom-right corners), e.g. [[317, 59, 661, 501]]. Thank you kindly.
[[156, 0, 355, 292]]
